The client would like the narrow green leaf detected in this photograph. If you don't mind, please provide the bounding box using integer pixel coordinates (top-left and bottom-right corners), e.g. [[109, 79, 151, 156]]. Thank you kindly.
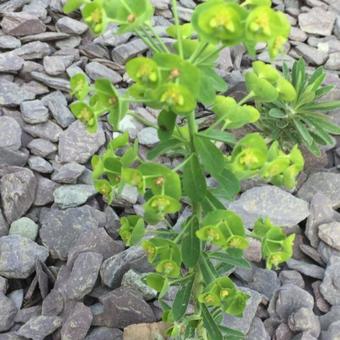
[[302, 100, 340, 112], [182, 220, 200, 268], [208, 250, 251, 269], [183, 154, 207, 203], [198, 129, 236, 145], [219, 325, 245, 339], [147, 139, 182, 160], [194, 135, 224, 176], [213, 169, 241, 200], [293, 119, 313, 145], [199, 254, 217, 284], [172, 275, 194, 321], [201, 304, 223, 340]]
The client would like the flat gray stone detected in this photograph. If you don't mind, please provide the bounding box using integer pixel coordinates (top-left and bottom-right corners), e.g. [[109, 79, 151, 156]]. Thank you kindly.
[[0, 235, 48, 279], [60, 302, 93, 340], [13, 41, 51, 60], [325, 52, 340, 71], [27, 138, 56, 157], [1, 12, 46, 36], [85, 327, 123, 340], [295, 43, 328, 66], [98, 287, 156, 328], [21, 32, 69, 43], [0, 167, 37, 224], [319, 222, 340, 251], [111, 39, 148, 64], [53, 184, 97, 209], [101, 246, 152, 288], [288, 307, 320, 338], [28, 156, 53, 174], [0, 79, 35, 106], [56, 17, 88, 35], [229, 185, 309, 228], [246, 317, 270, 340], [0, 116, 22, 150], [43, 55, 74, 76], [24, 120, 62, 142], [9, 217, 39, 240], [42, 91, 74, 128], [58, 120, 105, 164], [39, 206, 101, 260], [298, 172, 340, 208], [31, 71, 70, 91], [61, 252, 103, 300], [0, 211, 8, 238], [0, 35, 21, 49], [0, 293, 17, 332], [51, 162, 85, 184], [0, 53, 24, 73], [0, 147, 28, 167], [16, 316, 62, 340], [298, 8, 336, 36], [67, 228, 124, 267], [21, 100, 49, 124], [320, 257, 340, 305], [85, 62, 122, 84], [287, 259, 325, 279], [137, 127, 160, 146], [34, 175, 58, 206]]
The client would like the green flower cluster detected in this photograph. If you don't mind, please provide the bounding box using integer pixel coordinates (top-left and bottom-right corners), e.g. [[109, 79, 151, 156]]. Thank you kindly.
[[227, 133, 304, 189]]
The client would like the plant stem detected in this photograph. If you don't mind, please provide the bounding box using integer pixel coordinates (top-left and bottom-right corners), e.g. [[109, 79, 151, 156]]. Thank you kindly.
[[137, 26, 162, 53], [145, 23, 170, 53], [238, 91, 255, 105], [195, 45, 225, 65], [189, 42, 209, 63], [171, 0, 183, 59]]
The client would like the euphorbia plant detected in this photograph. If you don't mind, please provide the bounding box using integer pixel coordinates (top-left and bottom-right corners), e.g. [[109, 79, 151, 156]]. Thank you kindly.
[[63, 0, 315, 338]]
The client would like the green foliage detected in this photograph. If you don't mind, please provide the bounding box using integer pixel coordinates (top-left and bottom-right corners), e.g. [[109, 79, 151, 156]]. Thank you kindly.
[[62, 0, 327, 338], [255, 59, 340, 156]]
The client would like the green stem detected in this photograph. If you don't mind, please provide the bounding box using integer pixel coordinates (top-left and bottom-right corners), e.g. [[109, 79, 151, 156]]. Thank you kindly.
[[195, 45, 225, 66], [238, 91, 255, 105], [171, 0, 183, 59], [189, 42, 209, 63], [134, 28, 160, 53], [138, 26, 162, 53], [145, 23, 170, 53], [172, 154, 194, 172]]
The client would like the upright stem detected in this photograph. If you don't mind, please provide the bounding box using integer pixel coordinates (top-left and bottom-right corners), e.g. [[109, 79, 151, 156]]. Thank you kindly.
[[145, 23, 170, 53], [171, 0, 183, 59]]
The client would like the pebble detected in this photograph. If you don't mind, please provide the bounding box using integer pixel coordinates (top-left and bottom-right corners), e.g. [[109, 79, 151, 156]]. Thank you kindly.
[[0, 116, 22, 150], [31, 71, 70, 91], [27, 138, 57, 157], [318, 222, 340, 251], [320, 256, 340, 305], [56, 17, 88, 35], [58, 120, 106, 164], [21, 99, 49, 124], [53, 184, 97, 209], [0, 78, 35, 106], [137, 127, 160, 146], [9, 217, 39, 240], [0, 35, 21, 49], [13, 41, 51, 60], [0, 53, 24, 73], [298, 8, 336, 36], [0, 293, 17, 332], [294, 43, 328, 66], [325, 52, 340, 70], [24, 120, 63, 142], [0, 235, 48, 279], [51, 162, 85, 184], [85, 62, 122, 84], [229, 185, 310, 228], [287, 259, 325, 279], [28, 155, 53, 173], [34, 175, 58, 206], [43, 55, 74, 76]]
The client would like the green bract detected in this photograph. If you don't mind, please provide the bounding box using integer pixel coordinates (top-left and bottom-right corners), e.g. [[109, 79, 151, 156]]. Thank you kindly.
[[192, 1, 247, 45], [63, 0, 323, 338]]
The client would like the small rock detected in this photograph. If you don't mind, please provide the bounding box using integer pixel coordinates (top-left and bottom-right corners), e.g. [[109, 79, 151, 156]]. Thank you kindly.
[[298, 172, 340, 208], [43, 55, 74, 76], [60, 302, 93, 340], [28, 156, 53, 174], [322, 321, 340, 340], [312, 281, 330, 313], [39, 206, 101, 260], [229, 185, 309, 228], [67, 228, 124, 267], [0, 53, 24, 73], [319, 222, 340, 251], [137, 127, 160, 146], [325, 52, 340, 70], [0, 167, 37, 224], [85, 327, 123, 340], [123, 322, 168, 340], [246, 317, 270, 340], [0, 35, 21, 49], [34, 175, 58, 206], [42, 289, 64, 316], [271, 284, 314, 321], [320, 305, 340, 331], [85, 62, 122, 84], [53, 184, 97, 209], [59, 120, 105, 164], [287, 259, 325, 279], [0, 293, 17, 332], [56, 17, 88, 35], [318, 241, 340, 264], [24, 120, 62, 142], [1, 12, 46, 36], [279, 270, 305, 288], [101, 246, 152, 288], [0, 235, 48, 279], [112, 39, 148, 64], [51, 162, 85, 184], [20, 100, 49, 124], [320, 257, 340, 305], [14, 305, 41, 324], [98, 287, 156, 328], [13, 41, 51, 60], [295, 43, 328, 66], [288, 308, 320, 337], [31, 71, 70, 91], [0, 79, 35, 106], [27, 138, 56, 157], [16, 316, 62, 340], [122, 269, 157, 301], [298, 8, 336, 36], [289, 27, 307, 42], [0, 147, 29, 167], [0, 211, 8, 238], [9, 217, 39, 240], [0, 116, 22, 150], [62, 252, 103, 300]]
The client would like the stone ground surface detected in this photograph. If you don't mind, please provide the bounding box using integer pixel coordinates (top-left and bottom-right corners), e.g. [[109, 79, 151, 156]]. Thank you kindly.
[[0, 0, 340, 339]]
